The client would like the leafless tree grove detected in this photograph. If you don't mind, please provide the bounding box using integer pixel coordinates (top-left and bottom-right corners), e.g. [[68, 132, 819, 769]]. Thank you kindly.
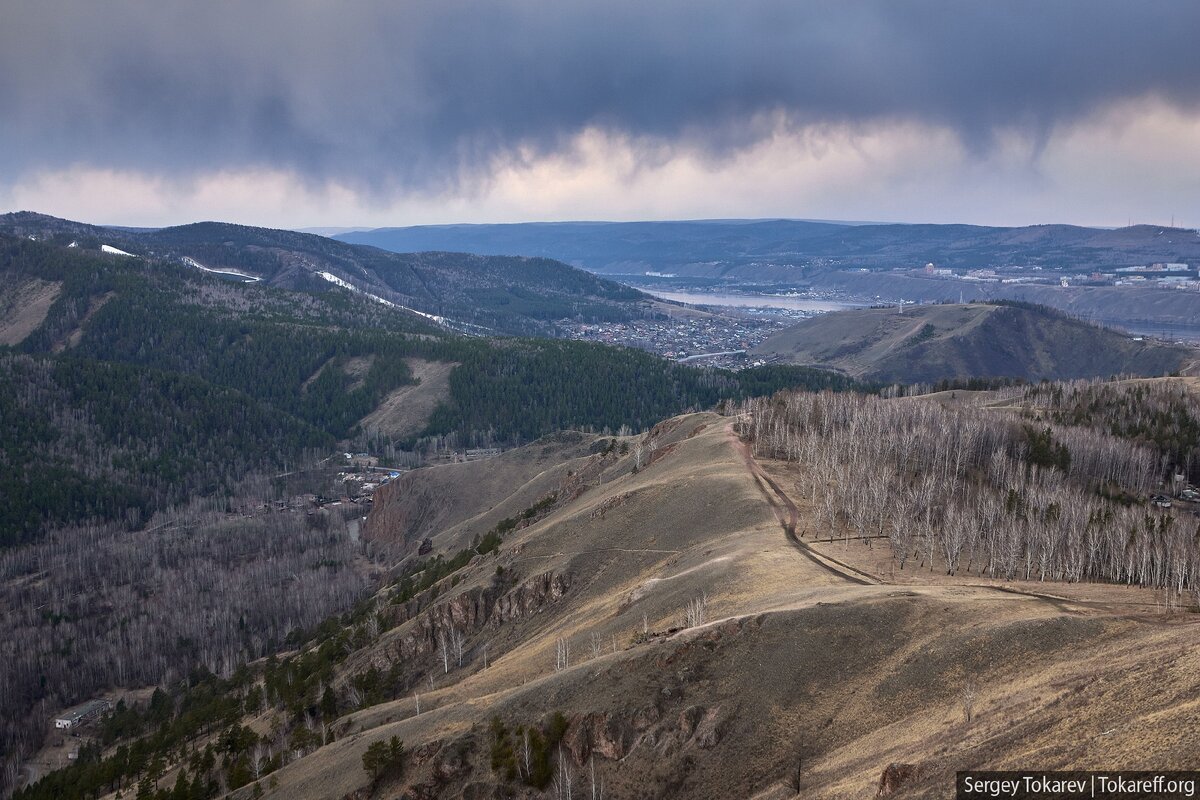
[[0, 504, 371, 790], [553, 744, 574, 800], [684, 593, 708, 628], [741, 381, 1200, 592]]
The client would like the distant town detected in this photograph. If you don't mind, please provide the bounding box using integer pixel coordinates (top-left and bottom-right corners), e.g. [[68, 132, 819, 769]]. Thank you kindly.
[[907, 260, 1200, 290], [560, 310, 799, 369], [564, 256, 1200, 363]]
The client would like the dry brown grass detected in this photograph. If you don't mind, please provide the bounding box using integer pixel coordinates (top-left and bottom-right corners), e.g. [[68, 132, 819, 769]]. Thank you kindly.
[[0, 276, 60, 345], [358, 358, 457, 438], [247, 414, 1200, 800]]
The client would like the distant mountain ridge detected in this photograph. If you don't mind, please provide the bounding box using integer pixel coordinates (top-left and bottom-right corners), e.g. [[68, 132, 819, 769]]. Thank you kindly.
[[752, 302, 1196, 384], [0, 212, 655, 336], [336, 218, 1200, 275]]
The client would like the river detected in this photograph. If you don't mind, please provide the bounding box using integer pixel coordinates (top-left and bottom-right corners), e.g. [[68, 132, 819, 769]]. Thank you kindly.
[[642, 289, 863, 312]]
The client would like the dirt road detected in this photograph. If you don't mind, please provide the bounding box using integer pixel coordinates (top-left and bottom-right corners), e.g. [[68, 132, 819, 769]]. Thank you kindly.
[[726, 423, 878, 586]]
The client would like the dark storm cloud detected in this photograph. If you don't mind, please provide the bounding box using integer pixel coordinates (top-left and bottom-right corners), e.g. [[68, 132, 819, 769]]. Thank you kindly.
[[2, 0, 1198, 190]]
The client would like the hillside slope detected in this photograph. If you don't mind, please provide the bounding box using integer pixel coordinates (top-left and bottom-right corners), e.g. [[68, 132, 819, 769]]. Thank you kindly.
[[0, 212, 656, 336], [0, 234, 858, 543], [258, 387, 1200, 799], [752, 302, 1194, 383], [15, 379, 1200, 800]]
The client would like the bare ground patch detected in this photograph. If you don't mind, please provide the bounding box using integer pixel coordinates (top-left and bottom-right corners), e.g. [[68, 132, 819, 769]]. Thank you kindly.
[[358, 358, 457, 438], [0, 276, 61, 345]]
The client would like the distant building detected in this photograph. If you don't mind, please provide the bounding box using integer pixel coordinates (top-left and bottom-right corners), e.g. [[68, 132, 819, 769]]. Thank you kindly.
[[54, 699, 112, 730], [1117, 263, 1188, 273]]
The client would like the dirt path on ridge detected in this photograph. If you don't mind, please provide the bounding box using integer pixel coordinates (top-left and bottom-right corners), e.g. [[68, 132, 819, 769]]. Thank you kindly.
[[726, 422, 877, 586]]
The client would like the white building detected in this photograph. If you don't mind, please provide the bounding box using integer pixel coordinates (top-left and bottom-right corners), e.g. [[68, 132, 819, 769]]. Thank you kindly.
[[54, 699, 112, 730]]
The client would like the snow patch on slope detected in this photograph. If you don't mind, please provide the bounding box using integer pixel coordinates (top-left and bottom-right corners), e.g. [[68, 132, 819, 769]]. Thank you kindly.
[[182, 256, 261, 283], [314, 271, 445, 324], [101, 244, 136, 257]]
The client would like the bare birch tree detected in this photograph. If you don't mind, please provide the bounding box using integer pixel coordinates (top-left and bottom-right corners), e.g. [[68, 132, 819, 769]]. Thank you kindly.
[[555, 637, 571, 671]]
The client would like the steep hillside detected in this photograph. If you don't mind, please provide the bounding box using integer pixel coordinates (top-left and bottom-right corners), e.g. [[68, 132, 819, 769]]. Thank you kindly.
[[366, 430, 605, 555], [19, 380, 1200, 800], [0, 275, 60, 345], [752, 302, 1194, 383], [357, 359, 458, 439], [0, 353, 332, 547], [0, 212, 657, 336]]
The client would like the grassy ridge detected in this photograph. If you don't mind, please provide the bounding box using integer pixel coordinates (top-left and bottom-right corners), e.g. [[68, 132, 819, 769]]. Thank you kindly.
[[753, 302, 1191, 384]]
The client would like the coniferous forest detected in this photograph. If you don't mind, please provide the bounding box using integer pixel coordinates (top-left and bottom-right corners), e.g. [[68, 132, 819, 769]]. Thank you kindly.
[[0, 235, 854, 544]]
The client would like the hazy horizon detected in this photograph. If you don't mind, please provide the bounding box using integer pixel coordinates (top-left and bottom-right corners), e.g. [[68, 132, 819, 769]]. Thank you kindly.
[[8, 211, 1177, 235]]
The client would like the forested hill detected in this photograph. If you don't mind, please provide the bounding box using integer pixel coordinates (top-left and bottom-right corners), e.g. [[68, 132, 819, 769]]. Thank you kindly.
[[0, 234, 856, 546], [0, 212, 655, 336]]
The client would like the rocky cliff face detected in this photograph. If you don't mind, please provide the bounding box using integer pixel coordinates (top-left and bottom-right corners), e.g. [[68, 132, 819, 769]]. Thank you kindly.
[[364, 478, 452, 551], [377, 569, 574, 665]]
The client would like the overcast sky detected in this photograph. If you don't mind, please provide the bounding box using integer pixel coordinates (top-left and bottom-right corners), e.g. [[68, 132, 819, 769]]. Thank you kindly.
[[2, 1, 1199, 229]]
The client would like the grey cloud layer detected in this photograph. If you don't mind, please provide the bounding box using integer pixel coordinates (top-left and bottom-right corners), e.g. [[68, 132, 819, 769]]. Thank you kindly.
[[2, 1, 1198, 190]]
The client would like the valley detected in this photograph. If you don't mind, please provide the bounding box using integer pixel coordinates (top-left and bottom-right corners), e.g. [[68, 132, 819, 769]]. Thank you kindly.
[[341, 220, 1200, 338], [2, 217, 1199, 800], [0, 227, 852, 795]]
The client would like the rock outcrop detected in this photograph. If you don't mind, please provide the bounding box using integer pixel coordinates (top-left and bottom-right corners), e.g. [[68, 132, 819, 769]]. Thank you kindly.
[[877, 763, 920, 797], [382, 570, 573, 665]]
